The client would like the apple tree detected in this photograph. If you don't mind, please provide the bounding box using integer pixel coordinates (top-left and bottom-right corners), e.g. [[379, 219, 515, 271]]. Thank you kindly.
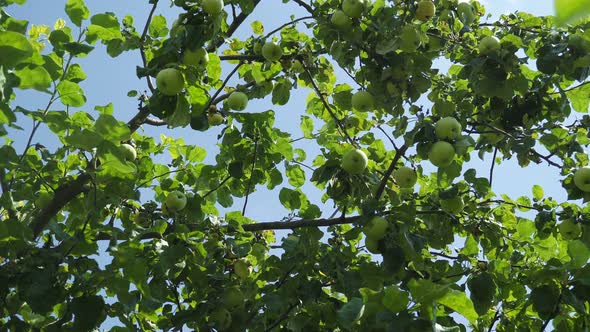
[[1, 0, 590, 330]]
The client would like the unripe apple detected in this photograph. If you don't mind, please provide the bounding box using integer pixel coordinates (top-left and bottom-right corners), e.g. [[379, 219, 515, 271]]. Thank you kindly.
[[558, 219, 582, 240], [261, 42, 283, 62], [342, 0, 364, 18], [120, 143, 137, 161], [399, 25, 421, 52], [435, 117, 462, 141], [342, 149, 368, 174], [183, 47, 209, 67], [394, 166, 417, 188], [202, 0, 224, 15], [234, 259, 252, 279], [363, 216, 388, 240], [165, 190, 187, 212], [457, 2, 476, 24], [208, 113, 224, 126], [478, 36, 501, 55], [428, 141, 455, 168], [227, 91, 248, 111], [291, 59, 305, 73], [440, 196, 464, 214], [416, 0, 435, 21], [331, 10, 352, 28], [574, 166, 590, 192], [156, 68, 185, 96], [351, 91, 374, 112]]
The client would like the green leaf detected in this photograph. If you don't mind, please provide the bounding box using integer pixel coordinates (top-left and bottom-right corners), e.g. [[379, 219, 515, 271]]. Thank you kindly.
[[279, 187, 303, 210], [555, 0, 590, 25], [251, 20, 264, 35], [0, 31, 33, 68], [568, 240, 590, 268], [566, 83, 590, 113], [286, 164, 305, 187], [65, 0, 89, 27], [272, 79, 291, 105], [382, 285, 409, 313], [65, 129, 103, 150], [86, 13, 122, 43], [64, 63, 87, 83], [57, 80, 86, 106], [532, 184, 544, 201], [148, 15, 168, 38], [14, 65, 51, 91], [337, 297, 365, 329], [300, 116, 314, 138], [438, 289, 478, 324], [408, 279, 448, 303], [166, 95, 191, 128], [94, 114, 131, 142]]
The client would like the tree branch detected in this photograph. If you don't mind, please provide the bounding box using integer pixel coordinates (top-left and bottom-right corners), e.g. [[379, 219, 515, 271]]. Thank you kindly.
[[290, 0, 314, 15], [242, 137, 259, 216], [374, 145, 408, 200], [144, 117, 167, 126], [0, 168, 17, 221], [208, 0, 262, 52], [264, 302, 299, 332], [489, 147, 498, 187], [139, 1, 158, 93]]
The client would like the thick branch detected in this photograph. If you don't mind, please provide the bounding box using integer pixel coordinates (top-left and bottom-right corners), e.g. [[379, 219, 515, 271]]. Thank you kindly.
[[290, 0, 314, 14], [208, 0, 262, 52]]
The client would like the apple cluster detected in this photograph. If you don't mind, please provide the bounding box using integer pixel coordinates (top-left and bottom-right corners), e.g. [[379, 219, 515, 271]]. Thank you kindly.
[[428, 117, 462, 168], [363, 216, 388, 254]]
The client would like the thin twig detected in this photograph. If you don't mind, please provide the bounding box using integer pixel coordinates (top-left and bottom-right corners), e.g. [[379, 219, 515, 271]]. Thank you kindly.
[[374, 145, 408, 200], [488, 310, 501, 332], [139, 1, 159, 93], [202, 175, 231, 198], [264, 302, 299, 332], [262, 16, 313, 40], [242, 137, 259, 216], [206, 62, 244, 110], [489, 147, 498, 187], [208, 0, 262, 52], [290, 0, 314, 14]]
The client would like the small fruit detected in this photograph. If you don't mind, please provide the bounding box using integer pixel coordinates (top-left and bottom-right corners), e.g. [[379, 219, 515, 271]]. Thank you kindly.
[[574, 167, 590, 192], [183, 47, 209, 67], [331, 10, 352, 28], [558, 219, 582, 240], [342, 0, 364, 18], [261, 42, 283, 62], [457, 2, 476, 24], [234, 259, 252, 279], [120, 143, 137, 161], [342, 149, 368, 174], [165, 190, 187, 212], [202, 0, 224, 15], [429, 141, 455, 168], [208, 113, 224, 126], [440, 196, 464, 214], [393, 166, 417, 188], [435, 117, 462, 141], [291, 59, 304, 73], [363, 216, 388, 240], [416, 0, 435, 21], [399, 25, 421, 52], [351, 91, 374, 112], [478, 36, 501, 55], [156, 68, 185, 96], [227, 91, 249, 111]]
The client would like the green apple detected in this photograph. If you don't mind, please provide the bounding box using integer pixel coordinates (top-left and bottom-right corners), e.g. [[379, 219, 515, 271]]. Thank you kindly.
[[161, 203, 170, 216], [558, 219, 582, 240], [331, 10, 352, 28], [365, 236, 381, 254], [394, 166, 417, 188], [165, 190, 187, 212], [209, 308, 232, 330], [399, 25, 421, 52], [351, 91, 374, 112], [457, 2, 476, 24], [208, 113, 224, 126], [227, 91, 248, 111], [435, 117, 462, 141], [120, 143, 137, 161], [291, 59, 304, 73], [223, 287, 245, 308], [363, 216, 388, 240], [253, 40, 264, 55], [342, 0, 364, 18], [156, 68, 184, 96], [132, 211, 149, 225], [202, 0, 224, 15], [478, 36, 501, 55], [183, 47, 209, 67], [234, 259, 252, 279], [261, 42, 283, 62], [416, 0, 435, 21], [342, 149, 368, 174], [574, 166, 590, 192], [428, 141, 455, 168], [440, 196, 464, 214]]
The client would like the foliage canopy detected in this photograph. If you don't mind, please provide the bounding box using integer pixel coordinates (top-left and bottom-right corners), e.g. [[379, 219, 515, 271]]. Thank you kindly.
[[1, 0, 590, 330]]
